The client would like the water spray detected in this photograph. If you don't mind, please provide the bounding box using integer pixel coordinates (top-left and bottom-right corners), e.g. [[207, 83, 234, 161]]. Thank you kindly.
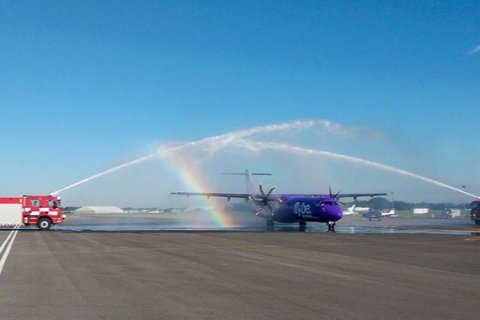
[[51, 119, 329, 195], [51, 155, 156, 195], [51, 119, 480, 201], [230, 139, 480, 200]]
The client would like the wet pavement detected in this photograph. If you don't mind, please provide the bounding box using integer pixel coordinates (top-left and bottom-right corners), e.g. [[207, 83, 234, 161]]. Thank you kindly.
[[44, 211, 480, 235]]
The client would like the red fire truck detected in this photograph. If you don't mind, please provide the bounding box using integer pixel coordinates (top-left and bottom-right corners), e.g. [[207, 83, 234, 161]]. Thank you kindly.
[[0, 195, 65, 230]]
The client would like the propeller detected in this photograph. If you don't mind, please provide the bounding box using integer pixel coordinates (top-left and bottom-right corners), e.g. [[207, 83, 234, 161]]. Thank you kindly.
[[329, 185, 345, 206], [253, 184, 278, 216]]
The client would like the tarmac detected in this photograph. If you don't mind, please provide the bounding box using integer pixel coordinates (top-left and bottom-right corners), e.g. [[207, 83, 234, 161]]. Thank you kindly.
[[0, 216, 479, 319]]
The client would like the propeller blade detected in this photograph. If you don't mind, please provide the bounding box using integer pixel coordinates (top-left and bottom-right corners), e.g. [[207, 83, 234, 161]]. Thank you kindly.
[[259, 184, 265, 196], [334, 190, 342, 199], [266, 203, 274, 215], [266, 186, 276, 198]]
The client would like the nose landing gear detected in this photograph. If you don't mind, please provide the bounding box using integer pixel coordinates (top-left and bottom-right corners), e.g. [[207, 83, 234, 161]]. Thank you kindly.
[[327, 221, 336, 232]]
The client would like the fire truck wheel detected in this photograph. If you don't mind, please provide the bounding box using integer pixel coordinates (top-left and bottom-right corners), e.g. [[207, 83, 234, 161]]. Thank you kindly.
[[37, 218, 52, 230]]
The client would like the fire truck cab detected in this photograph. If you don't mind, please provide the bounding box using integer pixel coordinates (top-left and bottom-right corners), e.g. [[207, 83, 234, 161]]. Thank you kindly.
[[0, 195, 65, 230]]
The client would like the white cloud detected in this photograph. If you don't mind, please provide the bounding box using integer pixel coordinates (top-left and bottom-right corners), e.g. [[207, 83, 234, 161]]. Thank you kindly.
[[468, 44, 480, 55]]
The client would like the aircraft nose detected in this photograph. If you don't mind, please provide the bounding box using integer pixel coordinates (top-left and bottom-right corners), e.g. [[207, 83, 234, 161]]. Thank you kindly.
[[333, 207, 343, 221]]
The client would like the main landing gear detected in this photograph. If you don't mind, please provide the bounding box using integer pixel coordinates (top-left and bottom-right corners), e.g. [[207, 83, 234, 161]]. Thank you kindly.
[[327, 221, 336, 232], [299, 220, 307, 232], [266, 219, 274, 231]]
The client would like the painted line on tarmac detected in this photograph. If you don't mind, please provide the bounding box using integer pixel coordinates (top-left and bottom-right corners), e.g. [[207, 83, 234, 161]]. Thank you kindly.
[[0, 226, 19, 275]]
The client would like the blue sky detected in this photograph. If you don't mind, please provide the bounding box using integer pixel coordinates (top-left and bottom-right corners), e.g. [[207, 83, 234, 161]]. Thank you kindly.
[[1, 1, 479, 206]]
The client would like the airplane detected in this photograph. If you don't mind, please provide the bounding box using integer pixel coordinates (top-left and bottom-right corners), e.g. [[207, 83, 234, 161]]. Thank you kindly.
[[362, 208, 396, 221], [342, 204, 370, 215], [171, 169, 387, 232]]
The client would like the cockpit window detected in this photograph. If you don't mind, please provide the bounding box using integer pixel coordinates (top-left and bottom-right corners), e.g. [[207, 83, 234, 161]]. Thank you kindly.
[[319, 201, 337, 206]]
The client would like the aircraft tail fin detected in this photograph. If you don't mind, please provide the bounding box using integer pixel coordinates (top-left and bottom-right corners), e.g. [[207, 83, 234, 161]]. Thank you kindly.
[[343, 204, 356, 215], [222, 169, 272, 194]]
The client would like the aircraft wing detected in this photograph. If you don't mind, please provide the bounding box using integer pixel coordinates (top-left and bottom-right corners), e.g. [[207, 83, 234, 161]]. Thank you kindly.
[[301, 192, 387, 199], [336, 193, 387, 200], [172, 191, 387, 200], [171, 192, 252, 201]]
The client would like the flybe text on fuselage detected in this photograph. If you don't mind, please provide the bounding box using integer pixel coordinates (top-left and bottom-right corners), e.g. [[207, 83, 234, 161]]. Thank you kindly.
[[293, 202, 312, 217]]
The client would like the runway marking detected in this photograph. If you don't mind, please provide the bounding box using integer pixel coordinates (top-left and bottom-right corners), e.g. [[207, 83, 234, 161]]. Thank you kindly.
[[0, 227, 19, 276]]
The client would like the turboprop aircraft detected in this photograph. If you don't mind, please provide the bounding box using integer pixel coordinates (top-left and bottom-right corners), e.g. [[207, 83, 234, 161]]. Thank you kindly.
[[171, 170, 387, 231], [362, 208, 396, 221], [342, 204, 371, 215]]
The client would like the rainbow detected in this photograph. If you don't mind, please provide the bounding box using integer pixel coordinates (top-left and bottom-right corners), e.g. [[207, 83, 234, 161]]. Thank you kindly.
[[163, 150, 237, 228]]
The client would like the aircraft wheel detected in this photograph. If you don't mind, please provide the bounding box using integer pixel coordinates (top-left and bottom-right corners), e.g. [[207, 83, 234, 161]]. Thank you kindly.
[[327, 221, 336, 232], [266, 219, 274, 231], [299, 220, 306, 232]]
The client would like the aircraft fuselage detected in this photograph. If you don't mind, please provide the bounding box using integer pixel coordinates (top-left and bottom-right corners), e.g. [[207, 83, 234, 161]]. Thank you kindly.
[[255, 195, 343, 224]]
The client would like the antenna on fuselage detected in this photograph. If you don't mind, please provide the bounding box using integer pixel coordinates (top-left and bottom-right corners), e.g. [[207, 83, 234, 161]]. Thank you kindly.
[[222, 169, 272, 193]]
